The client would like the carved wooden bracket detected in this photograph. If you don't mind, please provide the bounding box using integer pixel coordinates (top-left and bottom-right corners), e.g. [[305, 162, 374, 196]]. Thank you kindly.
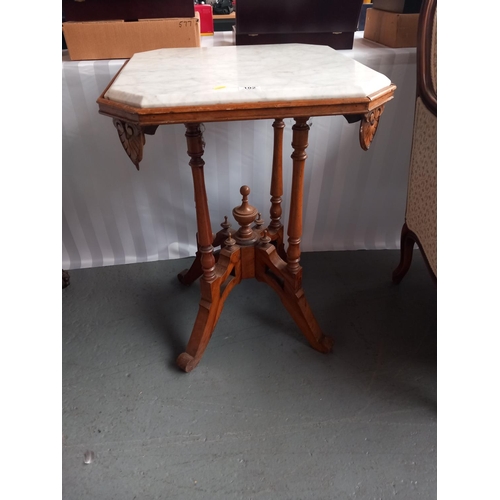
[[359, 105, 385, 151], [112, 119, 146, 170]]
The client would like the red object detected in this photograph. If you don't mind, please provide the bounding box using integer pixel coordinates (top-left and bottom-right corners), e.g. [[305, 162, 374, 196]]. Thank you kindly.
[[194, 4, 214, 35]]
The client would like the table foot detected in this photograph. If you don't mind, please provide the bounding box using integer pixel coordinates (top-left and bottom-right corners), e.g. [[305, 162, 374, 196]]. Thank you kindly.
[[177, 247, 241, 372], [177, 297, 221, 372], [176, 352, 199, 373], [255, 244, 333, 354], [279, 291, 334, 353]]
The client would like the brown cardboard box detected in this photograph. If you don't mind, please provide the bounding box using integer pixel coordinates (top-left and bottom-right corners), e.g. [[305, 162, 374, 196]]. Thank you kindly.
[[364, 8, 419, 48], [63, 17, 201, 61]]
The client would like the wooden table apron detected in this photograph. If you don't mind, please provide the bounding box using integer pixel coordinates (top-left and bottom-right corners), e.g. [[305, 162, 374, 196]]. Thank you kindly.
[[97, 66, 396, 373]]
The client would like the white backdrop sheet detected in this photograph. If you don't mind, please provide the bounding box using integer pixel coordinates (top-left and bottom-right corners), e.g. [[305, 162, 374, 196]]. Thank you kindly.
[[62, 32, 416, 270]]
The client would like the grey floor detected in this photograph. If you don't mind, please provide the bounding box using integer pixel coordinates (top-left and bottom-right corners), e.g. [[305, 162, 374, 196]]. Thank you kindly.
[[62, 250, 436, 500]]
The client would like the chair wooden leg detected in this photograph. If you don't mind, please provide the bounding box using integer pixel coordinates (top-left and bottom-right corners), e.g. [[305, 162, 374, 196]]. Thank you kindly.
[[392, 222, 415, 284], [62, 270, 70, 289]]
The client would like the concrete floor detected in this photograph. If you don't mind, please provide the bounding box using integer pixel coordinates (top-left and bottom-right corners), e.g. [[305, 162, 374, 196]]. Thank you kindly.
[[62, 250, 436, 500]]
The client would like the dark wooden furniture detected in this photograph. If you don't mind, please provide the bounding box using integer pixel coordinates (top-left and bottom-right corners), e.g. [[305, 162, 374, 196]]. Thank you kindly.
[[393, 0, 436, 283], [62, 0, 194, 22], [235, 0, 364, 49], [97, 44, 396, 372]]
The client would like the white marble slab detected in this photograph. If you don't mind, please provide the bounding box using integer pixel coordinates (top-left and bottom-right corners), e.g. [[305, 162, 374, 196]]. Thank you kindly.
[[104, 43, 392, 108]]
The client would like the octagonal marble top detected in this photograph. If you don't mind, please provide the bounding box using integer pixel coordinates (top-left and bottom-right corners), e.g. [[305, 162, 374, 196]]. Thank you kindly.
[[104, 44, 392, 109]]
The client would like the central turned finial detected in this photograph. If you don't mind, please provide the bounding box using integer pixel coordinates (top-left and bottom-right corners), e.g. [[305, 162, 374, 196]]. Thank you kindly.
[[232, 185, 259, 244]]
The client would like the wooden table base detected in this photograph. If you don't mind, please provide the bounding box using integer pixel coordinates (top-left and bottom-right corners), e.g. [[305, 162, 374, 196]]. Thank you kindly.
[[176, 118, 333, 372]]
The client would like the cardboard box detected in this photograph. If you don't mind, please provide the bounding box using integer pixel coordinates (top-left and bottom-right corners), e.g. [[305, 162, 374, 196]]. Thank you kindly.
[[364, 8, 419, 48], [63, 17, 200, 61]]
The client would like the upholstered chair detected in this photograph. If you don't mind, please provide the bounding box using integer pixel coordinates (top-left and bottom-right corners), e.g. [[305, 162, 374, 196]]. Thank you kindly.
[[393, 0, 437, 283]]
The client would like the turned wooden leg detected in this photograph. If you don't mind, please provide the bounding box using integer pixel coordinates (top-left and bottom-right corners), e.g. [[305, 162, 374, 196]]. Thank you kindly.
[[255, 117, 333, 354], [184, 123, 216, 283], [177, 123, 218, 372], [284, 117, 332, 350], [178, 218, 233, 286], [392, 222, 416, 284], [287, 117, 309, 277], [270, 119, 284, 232], [269, 118, 286, 260]]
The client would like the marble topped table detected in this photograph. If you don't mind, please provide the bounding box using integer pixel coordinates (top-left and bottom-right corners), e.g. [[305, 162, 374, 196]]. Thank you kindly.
[[104, 44, 391, 108], [97, 43, 396, 372]]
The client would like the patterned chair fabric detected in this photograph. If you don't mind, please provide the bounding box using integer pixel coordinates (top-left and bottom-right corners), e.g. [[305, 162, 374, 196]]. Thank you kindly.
[[405, 95, 437, 276], [393, 0, 437, 282]]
